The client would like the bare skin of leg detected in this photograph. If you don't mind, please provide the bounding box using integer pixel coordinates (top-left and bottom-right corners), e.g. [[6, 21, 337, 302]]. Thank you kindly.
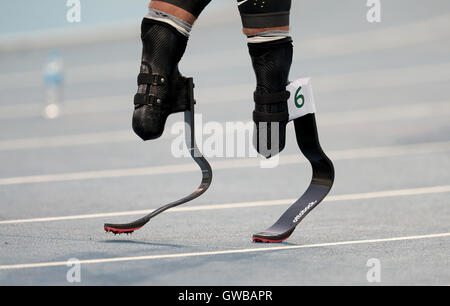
[[149, 0, 197, 25], [243, 26, 289, 36]]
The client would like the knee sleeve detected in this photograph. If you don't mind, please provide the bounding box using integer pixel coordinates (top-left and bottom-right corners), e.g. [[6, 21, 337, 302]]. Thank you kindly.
[[238, 0, 291, 32]]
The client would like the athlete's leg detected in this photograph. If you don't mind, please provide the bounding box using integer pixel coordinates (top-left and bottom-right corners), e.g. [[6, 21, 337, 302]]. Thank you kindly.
[[133, 0, 211, 141], [237, 0, 293, 157]]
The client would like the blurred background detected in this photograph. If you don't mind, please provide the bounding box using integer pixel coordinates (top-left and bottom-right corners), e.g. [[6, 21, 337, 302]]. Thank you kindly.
[[0, 0, 449, 285]]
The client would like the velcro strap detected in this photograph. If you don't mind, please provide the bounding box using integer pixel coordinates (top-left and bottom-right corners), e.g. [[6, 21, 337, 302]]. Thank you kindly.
[[253, 110, 288, 123], [134, 93, 162, 106], [137, 73, 167, 86], [254, 91, 290, 105]]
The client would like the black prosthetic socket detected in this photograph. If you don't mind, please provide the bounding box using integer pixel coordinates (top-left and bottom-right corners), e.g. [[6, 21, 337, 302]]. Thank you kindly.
[[249, 37, 293, 158], [133, 18, 189, 141]]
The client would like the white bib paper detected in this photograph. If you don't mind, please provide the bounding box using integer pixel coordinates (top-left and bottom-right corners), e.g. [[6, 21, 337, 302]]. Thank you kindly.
[[287, 77, 316, 121]]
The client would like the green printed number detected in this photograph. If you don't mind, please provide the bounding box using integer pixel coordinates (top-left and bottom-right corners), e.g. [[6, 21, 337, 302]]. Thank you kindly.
[[295, 86, 304, 108]]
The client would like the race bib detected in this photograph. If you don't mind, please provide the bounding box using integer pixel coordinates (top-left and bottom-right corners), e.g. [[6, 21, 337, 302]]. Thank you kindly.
[[287, 78, 316, 121]]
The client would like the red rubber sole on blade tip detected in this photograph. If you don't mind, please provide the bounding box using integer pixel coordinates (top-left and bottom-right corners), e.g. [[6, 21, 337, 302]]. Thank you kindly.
[[104, 226, 142, 235], [252, 236, 290, 243]]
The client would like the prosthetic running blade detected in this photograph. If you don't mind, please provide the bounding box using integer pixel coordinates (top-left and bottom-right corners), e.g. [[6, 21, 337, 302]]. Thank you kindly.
[[104, 78, 212, 234], [252, 114, 334, 243]]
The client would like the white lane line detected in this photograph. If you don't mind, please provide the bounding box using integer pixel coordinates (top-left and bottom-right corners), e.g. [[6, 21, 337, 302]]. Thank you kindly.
[[319, 100, 450, 126], [0, 130, 135, 151], [188, 13, 450, 72], [2, 60, 450, 119], [0, 4, 237, 53], [2, 12, 449, 90], [0, 185, 449, 225], [0, 95, 130, 120], [197, 60, 450, 102], [0, 103, 41, 120], [0, 232, 449, 270], [0, 140, 449, 186], [1, 99, 449, 151], [200, 62, 450, 103], [315, 62, 450, 94], [295, 12, 450, 60]]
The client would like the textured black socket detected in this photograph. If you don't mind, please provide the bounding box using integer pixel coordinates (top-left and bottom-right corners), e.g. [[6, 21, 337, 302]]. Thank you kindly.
[[133, 18, 189, 141], [248, 37, 293, 158]]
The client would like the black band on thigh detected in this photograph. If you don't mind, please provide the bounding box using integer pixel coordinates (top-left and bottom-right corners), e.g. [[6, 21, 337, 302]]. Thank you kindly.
[[241, 12, 290, 28], [238, 0, 292, 28], [156, 0, 212, 18]]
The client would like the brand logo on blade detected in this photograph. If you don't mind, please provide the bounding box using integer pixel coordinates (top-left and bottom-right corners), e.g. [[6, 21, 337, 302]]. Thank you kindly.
[[293, 201, 317, 223], [294, 86, 305, 108]]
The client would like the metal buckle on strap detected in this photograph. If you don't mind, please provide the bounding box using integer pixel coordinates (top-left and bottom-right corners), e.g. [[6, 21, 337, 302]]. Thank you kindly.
[[151, 74, 166, 86]]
